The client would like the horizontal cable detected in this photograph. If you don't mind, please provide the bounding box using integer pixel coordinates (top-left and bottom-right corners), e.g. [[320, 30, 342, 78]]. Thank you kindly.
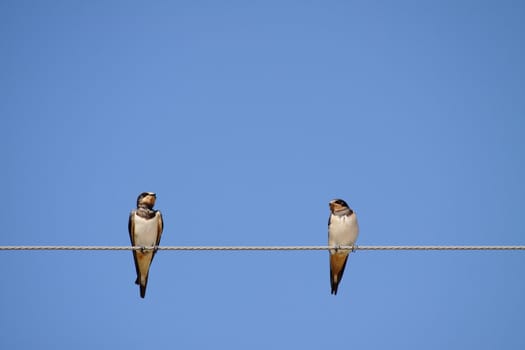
[[0, 245, 524, 251]]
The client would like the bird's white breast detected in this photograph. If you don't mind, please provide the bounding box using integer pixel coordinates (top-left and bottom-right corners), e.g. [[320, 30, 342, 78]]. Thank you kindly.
[[328, 213, 359, 248], [132, 214, 160, 246]]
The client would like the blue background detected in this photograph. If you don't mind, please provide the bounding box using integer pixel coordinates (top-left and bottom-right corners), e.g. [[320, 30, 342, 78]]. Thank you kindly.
[[1, 1, 524, 348]]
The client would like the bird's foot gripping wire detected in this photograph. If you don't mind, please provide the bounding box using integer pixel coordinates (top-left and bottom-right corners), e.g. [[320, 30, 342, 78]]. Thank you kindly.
[[333, 244, 357, 253]]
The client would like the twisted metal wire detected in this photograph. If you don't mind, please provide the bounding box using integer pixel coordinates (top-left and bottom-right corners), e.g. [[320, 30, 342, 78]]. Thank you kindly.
[[0, 245, 524, 251]]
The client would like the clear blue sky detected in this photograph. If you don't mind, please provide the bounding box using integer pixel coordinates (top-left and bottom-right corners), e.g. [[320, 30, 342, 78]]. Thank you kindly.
[[1, 1, 524, 348]]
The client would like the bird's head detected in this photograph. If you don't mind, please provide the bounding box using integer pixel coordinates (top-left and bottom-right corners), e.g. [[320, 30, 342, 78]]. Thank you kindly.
[[329, 198, 350, 213], [137, 192, 157, 209]]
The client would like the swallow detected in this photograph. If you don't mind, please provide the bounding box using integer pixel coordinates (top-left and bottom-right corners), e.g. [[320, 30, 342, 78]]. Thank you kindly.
[[328, 199, 359, 295], [128, 192, 164, 298]]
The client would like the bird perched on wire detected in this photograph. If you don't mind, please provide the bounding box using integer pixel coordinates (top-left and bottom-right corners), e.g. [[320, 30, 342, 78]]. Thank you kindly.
[[328, 198, 359, 295], [128, 192, 164, 298]]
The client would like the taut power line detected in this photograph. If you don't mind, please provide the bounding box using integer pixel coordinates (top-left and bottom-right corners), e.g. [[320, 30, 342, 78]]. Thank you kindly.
[[0, 245, 524, 251]]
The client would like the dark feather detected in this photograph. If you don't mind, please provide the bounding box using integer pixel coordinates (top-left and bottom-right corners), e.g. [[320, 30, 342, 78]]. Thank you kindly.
[[330, 254, 349, 295], [140, 277, 148, 298], [128, 211, 141, 286]]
